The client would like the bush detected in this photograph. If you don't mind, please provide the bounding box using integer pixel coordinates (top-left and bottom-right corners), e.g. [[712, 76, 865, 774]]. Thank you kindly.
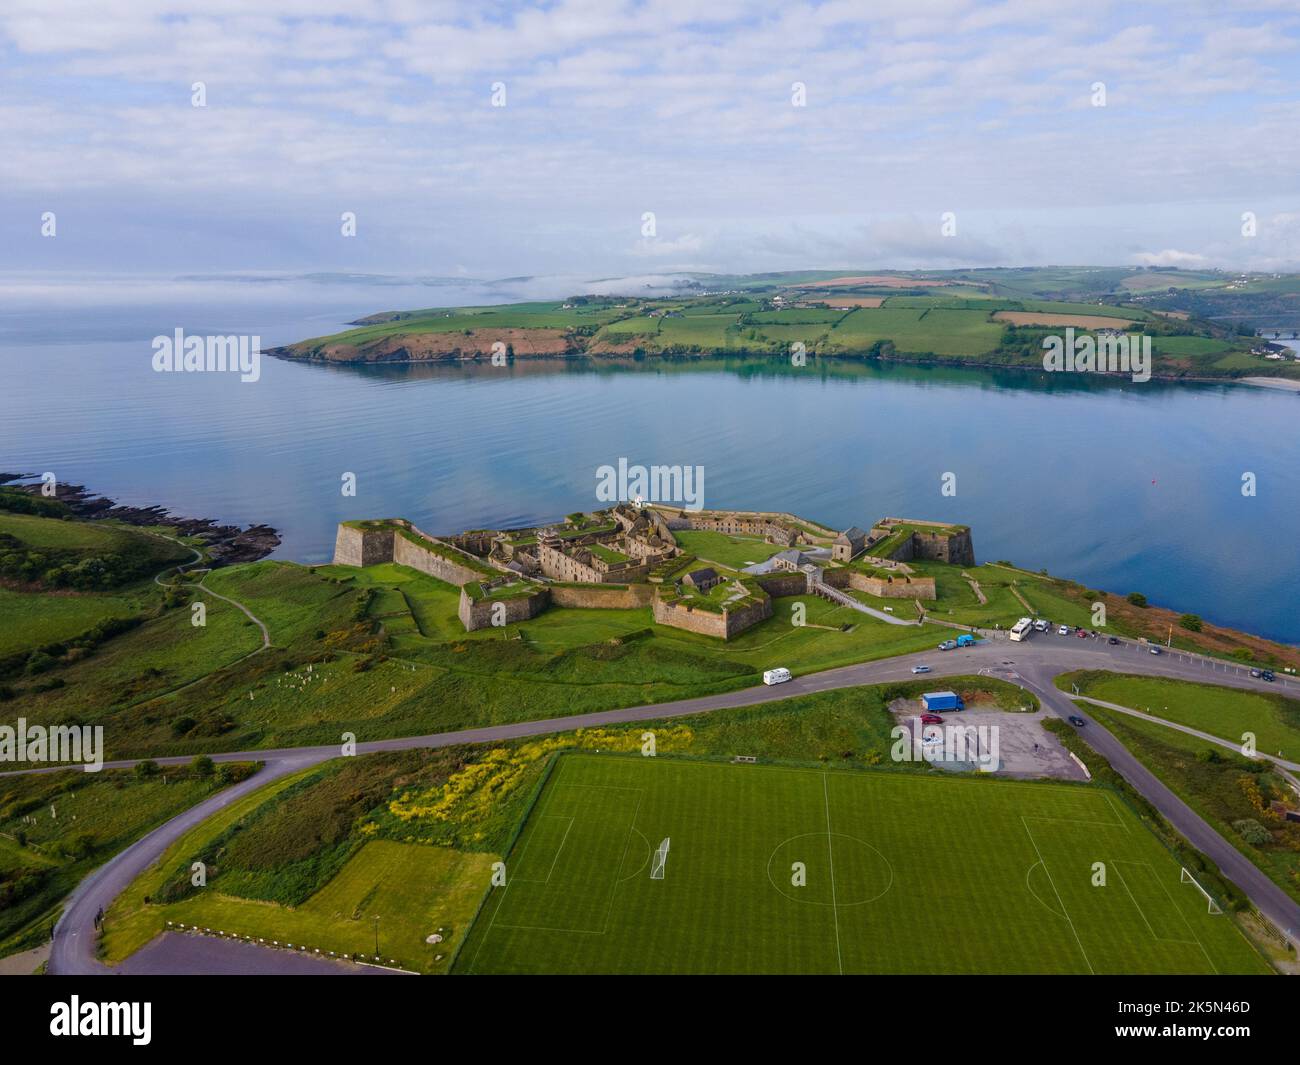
[[1233, 818, 1273, 845], [24, 651, 57, 676], [190, 755, 215, 778], [1179, 613, 1203, 632], [134, 760, 161, 780], [1126, 592, 1147, 607]]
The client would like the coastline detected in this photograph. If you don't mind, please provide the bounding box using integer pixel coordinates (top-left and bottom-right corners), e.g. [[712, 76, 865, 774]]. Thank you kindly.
[[0, 474, 281, 566], [267, 346, 1300, 389]]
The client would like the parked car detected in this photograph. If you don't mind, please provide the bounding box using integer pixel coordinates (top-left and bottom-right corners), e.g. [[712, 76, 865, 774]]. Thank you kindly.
[[1107, 636, 1119, 645], [1033, 619, 1049, 632], [1068, 715, 1086, 727], [920, 713, 944, 725], [1250, 668, 1263, 678], [1057, 625, 1070, 636], [1149, 646, 1161, 655], [938, 640, 957, 651], [1075, 629, 1089, 638], [1261, 670, 1276, 682], [911, 665, 932, 674]]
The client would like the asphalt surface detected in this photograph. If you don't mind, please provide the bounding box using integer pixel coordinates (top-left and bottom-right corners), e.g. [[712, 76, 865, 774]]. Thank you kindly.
[[37, 632, 1300, 974]]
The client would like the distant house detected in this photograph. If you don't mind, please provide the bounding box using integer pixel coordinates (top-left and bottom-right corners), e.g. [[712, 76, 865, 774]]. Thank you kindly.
[[770, 548, 811, 571], [832, 526, 867, 562], [683, 567, 720, 592]]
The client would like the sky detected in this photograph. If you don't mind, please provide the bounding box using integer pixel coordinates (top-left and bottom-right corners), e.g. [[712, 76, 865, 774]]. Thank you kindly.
[[2, 0, 1298, 282]]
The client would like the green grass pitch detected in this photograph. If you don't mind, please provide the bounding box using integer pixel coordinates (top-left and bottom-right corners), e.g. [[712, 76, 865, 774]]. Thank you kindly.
[[457, 754, 1270, 974]]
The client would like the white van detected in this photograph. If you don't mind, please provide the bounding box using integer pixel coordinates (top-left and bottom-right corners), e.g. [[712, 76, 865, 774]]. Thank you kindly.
[[762, 668, 792, 686]]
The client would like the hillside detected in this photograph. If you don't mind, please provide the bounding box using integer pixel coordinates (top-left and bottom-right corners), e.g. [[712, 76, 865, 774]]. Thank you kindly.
[[267, 267, 1300, 381]]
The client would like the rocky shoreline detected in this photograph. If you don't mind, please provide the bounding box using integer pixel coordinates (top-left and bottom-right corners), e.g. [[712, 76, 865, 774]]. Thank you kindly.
[[0, 474, 280, 566]]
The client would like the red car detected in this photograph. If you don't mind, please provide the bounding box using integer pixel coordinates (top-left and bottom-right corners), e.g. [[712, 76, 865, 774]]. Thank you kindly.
[[920, 713, 944, 725], [1075, 629, 1089, 638]]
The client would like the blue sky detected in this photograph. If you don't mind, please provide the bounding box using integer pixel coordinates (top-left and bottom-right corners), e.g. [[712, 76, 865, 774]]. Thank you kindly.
[[2, 0, 1298, 281]]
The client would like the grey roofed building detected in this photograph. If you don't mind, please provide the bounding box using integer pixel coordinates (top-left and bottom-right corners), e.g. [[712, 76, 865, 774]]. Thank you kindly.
[[683, 567, 720, 590], [832, 526, 867, 562]]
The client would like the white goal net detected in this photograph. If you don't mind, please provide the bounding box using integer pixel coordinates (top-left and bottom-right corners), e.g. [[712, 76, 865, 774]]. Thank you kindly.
[[1181, 867, 1223, 914], [650, 837, 671, 880]]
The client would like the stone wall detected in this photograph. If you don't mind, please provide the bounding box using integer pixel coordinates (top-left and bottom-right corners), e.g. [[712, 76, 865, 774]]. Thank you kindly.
[[848, 571, 937, 600], [912, 527, 975, 566], [392, 531, 492, 586], [755, 571, 810, 597], [333, 523, 395, 567], [652, 590, 772, 639], [458, 588, 550, 631], [549, 583, 654, 609]]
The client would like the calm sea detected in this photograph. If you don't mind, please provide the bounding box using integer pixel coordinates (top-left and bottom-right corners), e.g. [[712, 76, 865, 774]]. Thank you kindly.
[[2, 277, 1297, 643]]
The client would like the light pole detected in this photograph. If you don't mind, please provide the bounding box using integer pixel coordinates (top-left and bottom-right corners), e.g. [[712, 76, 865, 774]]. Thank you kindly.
[[373, 916, 380, 956]]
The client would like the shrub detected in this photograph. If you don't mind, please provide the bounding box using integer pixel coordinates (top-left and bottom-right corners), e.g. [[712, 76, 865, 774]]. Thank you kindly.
[[190, 755, 215, 778], [1179, 613, 1203, 632], [1126, 592, 1147, 607], [1233, 819, 1273, 846], [134, 760, 160, 780]]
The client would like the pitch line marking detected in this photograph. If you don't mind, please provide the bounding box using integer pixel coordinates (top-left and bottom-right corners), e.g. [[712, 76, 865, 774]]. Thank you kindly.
[[600, 790, 645, 935], [618, 827, 653, 882], [1149, 860, 1220, 974], [1024, 860, 1067, 920], [510, 815, 574, 885], [822, 773, 844, 976], [1111, 860, 1197, 948], [1020, 817, 1095, 975]]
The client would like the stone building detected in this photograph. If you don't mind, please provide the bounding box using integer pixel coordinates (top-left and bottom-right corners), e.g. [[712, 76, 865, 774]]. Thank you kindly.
[[832, 526, 867, 561]]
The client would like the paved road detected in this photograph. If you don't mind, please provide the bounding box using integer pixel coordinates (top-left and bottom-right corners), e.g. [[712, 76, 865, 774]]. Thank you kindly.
[[39, 632, 1300, 973]]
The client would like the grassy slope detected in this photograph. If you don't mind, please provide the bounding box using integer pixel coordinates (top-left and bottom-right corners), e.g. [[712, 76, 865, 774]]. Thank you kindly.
[[1060, 671, 1300, 761], [276, 280, 1292, 378], [0, 764, 248, 955], [1078, 703, 1300, 909]]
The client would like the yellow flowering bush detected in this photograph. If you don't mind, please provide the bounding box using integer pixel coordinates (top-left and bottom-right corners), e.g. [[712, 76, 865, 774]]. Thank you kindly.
[[388, 726, 694, 827]]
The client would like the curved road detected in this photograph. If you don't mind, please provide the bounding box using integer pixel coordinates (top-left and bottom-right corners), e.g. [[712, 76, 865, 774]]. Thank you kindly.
[[41, 633, 1300, 973]]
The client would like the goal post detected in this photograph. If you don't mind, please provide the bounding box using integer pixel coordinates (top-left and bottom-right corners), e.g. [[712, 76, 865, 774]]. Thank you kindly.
[[1181, 867, 1223, 914], [650, 837, 671, 880]]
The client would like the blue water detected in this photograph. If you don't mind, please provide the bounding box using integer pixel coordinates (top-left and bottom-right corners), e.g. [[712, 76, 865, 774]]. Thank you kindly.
[[2, 278, 1298, 643]]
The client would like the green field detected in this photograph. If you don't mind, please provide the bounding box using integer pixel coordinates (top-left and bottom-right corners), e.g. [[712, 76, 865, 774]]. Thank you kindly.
[[457, 754, 1268, 974], [671, 530, 788, 569], [1061, 671, 1300, 761], [0, 762, 250, 954]]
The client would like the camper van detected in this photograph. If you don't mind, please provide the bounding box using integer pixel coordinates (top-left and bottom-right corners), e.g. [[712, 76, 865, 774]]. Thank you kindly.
[[1009, 618, 1033, 642], [762, 668, 792, 686]]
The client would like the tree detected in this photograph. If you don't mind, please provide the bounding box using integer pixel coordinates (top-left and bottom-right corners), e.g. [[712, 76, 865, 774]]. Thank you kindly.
[[1179, 613, 1203, 632], [190, 755, 215, 778], [134, 759, 160, 781], [1126, 592, 1148, 607]]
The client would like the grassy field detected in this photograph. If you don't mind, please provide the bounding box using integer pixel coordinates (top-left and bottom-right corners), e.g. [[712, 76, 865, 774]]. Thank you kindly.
[[0, 585, 152, 656], [1060, 671, 1300, 761], [0, 763, 250, 955], [671, 530, 789, 569], [1077, 703, 1300, 909], [458, 753, 1269, 974], [116, 839, 493, 974]]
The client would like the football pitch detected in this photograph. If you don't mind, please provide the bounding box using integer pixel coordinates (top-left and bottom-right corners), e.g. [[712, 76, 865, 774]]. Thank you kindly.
[[456, 754, 1271, 974]]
